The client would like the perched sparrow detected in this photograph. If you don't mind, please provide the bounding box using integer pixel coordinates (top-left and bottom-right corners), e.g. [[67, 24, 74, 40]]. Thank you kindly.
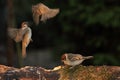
[[61, 53, 93, 67], [32, 3, 59, 25], [8, 22, 32, 58]]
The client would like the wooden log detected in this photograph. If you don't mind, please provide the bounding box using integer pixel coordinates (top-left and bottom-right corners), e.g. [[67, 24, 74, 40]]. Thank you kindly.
[[59, 65, 120, 80], [0, 65, 120, 80], [0, 65, 59, 80]]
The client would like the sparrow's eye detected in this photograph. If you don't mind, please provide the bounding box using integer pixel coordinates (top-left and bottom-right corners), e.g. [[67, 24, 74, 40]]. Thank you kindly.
[[61, 54, 66, 61]]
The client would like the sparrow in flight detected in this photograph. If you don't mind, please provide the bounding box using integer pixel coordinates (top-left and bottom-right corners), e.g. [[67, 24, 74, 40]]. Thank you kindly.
[[61, 53, 93, 67], [8, 22, 32, 58], [32, 3, 59, 25]]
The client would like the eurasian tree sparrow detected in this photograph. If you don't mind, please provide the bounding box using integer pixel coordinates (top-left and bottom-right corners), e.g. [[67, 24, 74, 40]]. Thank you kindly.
[[61, 53, 93, 67], [8, 22, 32, 58], [32, 3, 59, 25]]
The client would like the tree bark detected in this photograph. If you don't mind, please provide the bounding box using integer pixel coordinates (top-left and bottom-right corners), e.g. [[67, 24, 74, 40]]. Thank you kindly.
[[0, 65, 120, 80], [6, 0, 22, 67], [6, 0, 15, 66]]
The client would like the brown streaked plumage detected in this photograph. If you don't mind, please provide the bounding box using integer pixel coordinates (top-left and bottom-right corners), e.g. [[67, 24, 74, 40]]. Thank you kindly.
[[8, 22, 32, 58], [32, 3, 59, 25], [61, 53, 93, 67], [22, 24, 32, 58], [8, 22, 28, 42]]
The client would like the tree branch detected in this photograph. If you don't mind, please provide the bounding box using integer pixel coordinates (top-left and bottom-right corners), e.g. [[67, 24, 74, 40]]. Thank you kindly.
[[0, 65, 120, 80]]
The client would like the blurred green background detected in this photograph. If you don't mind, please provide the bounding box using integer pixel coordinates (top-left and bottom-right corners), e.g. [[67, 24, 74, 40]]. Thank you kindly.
[[0, 0, 120, 68]]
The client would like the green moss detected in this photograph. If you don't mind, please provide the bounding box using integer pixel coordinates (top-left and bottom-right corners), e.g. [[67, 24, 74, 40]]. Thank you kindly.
[[59, 65, 119, 80]]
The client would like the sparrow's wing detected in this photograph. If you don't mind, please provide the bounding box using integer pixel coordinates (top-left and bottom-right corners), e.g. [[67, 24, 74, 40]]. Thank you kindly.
[[37, 3, 50, 14], [8, 28, 22, 42], [41, 8, 59, 22], [32, 3, 59, 23], [68, 54, 83, 61], [32, 3, 49, 25], [8, 28, 17, 39], [8, 28, 28, 42]]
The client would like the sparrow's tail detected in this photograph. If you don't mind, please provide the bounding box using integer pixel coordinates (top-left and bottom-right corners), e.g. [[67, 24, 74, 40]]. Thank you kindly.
[[22, 43, 27, 58], [83, 56, 93, 59]]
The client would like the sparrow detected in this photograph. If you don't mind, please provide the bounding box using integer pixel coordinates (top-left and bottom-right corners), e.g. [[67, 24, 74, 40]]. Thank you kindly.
[[61, 53, 93, 67], [8, 22, 32, 58], [32, 3, 59, 25]]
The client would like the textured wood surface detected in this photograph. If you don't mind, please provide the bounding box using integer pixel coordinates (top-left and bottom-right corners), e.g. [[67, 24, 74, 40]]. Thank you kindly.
[[0, 65, 120, 80]]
